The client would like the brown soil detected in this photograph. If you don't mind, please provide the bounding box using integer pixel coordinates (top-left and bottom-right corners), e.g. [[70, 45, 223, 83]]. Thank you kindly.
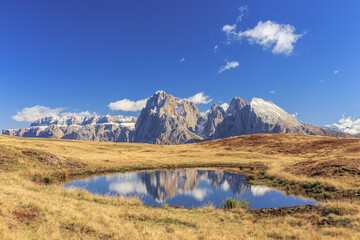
[[288, 158, 360, 177], [21, 150, 82, 168], [201, 134, 360, 155], [248, 205, 321, 218], [248, 205, 354, 227], [12, 208, 40, 225]]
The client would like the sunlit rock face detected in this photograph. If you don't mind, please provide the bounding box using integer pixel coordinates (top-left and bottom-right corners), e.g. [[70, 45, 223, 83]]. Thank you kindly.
[[3, 91, 357, 144], [200, 104, 226, 140], [104, 169, 250, 202], [65, 169, 318, 209], [214, 97, 306, 138], [140, 170, 203, 202], [134, 91, 203, 144], [3, 115, 137, 142]]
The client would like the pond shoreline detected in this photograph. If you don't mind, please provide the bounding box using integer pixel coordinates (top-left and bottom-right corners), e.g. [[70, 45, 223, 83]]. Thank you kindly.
[[64, 168, 318, 209]]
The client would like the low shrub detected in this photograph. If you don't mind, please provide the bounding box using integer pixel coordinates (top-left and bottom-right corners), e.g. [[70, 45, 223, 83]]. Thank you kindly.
[[43, 177, 53, 184], [222, 198, 249, 210], [246, 175, 255, 181], [324, 185, 336, 192], [323, 192, 332, 199]]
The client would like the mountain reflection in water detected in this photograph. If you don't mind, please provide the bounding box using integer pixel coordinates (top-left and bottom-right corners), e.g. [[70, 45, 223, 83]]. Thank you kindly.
[[65, 169, 317, 209]]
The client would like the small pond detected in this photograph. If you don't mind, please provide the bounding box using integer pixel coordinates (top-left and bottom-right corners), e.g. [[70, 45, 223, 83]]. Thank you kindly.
[[64, 169, 317, 209]]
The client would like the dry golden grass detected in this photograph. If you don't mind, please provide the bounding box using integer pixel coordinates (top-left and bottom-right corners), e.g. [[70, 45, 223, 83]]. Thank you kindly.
[[0, 133, 360, 239]]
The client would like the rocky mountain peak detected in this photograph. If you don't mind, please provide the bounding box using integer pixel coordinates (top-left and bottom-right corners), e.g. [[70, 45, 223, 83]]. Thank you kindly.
[[134, 91, 203, 144], [4, 91, 358, 144], [30, 115, 137, 128], [201, 103, 226, 139], [208, 104, 225, 119], [226, 97, 249, 117], [144, 91, 177, 118], [249, 97, 301, 127]]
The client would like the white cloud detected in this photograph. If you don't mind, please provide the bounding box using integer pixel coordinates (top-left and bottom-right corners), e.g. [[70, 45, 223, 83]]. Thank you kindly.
[[218, 61, 239, 73], [222, 24, 237, 40], [326, 116, 360, 134], [12, 105, 65, 122], [269, 90, 275, 94], [292, 112, 298, 119], [222, 20, 303, 56], [201, 110, 210, 118], [109, 181, 147, 195], [251, 186, 272, 197], [214, 45, 219, 53], [318, 80, 324, 84], [222, 180, 230, 191], [179, 188, 212, 201], [187, 92, 213, 104], [334, 70, 339, 75], [236, 5, 249, 22], [108, 98, 147, 112], [179, 57, 185, 62], [220, 103, 230, 111]]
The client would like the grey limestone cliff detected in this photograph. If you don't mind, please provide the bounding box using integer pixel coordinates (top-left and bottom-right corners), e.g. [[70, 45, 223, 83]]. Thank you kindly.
[[2, 115, 136, 142], [134, 91, 203, 144], [3, 91, 358, 144]]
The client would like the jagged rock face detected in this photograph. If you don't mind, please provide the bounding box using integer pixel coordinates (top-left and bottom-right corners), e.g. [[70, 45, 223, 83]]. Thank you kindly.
[[2, 115, 136, 142], [201, 104, 226, 139], [248, 98, 304, 134], [215, 97, 306, 138], [134, 91, 203, 144], [3, 91, 358, 144], [112, 170, 250, 202], [215, 98, 250, 138]]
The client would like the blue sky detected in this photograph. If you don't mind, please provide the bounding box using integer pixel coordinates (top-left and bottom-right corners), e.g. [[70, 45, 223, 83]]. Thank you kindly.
[[1, 0, 359, 131]]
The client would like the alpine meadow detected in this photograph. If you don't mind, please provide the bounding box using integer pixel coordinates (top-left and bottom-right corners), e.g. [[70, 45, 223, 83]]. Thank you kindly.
[[1, 1, 360, 239]]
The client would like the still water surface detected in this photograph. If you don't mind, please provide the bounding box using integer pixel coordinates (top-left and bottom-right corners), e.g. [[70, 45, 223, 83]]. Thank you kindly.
[[64, 169, 317, 209]]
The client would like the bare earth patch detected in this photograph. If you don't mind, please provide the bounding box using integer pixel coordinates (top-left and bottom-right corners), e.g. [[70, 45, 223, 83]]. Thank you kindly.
[[12, 208, 40, 226], [21, 150, 82, 168], [289, 158, 360, 177]]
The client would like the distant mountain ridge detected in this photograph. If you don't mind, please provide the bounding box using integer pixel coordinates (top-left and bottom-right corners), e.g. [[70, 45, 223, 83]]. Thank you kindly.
[[3, 91, 359, 144], [3, 115, 137, 142]]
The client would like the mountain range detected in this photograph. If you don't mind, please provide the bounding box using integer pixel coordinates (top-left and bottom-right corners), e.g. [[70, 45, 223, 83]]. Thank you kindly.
[[3, 91, 359, 144]]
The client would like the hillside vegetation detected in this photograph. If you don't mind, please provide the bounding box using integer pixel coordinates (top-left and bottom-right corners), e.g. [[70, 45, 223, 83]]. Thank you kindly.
[[0, 133, 359, 239]]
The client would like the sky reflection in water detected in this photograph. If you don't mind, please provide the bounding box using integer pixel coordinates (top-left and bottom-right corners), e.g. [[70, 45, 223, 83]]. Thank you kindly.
[[64, 169, 317, 209]]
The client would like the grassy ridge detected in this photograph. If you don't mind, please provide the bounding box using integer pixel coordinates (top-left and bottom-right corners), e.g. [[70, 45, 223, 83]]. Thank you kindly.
[[0, 134, 359, 239]]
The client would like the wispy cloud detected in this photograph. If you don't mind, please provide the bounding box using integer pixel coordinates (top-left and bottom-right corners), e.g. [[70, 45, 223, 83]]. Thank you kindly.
[[187, 92, 213, 104], [218, 61, 239, 73], [179, 57, 185, 62], [318, 80, 324, 84], [222, 24, 237, 41], [108, 98, 147, 112], [334, 70, 339, 75], [236, 5, 249, 22], [222, 19, 304, 55], [269, 90, 275, 94], [214, 45, 219, 53]]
